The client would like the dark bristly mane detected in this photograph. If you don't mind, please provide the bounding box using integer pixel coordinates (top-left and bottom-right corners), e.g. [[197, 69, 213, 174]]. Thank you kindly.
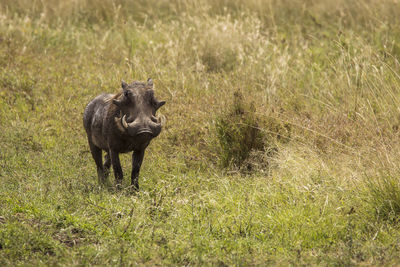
[[105, 92, 122, 103]]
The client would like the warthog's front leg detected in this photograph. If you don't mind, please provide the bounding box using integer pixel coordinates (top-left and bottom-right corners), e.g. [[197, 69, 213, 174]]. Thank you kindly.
[[110, 149, 123, 187], [131, 150, 145, 190]]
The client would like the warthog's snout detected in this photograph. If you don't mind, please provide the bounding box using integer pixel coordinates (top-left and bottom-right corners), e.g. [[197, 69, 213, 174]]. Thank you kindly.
[[121, 114, 163, 137]]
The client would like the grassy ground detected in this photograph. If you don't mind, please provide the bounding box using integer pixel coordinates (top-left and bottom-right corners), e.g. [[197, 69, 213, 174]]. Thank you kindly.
[[1, 0, 400, 265]]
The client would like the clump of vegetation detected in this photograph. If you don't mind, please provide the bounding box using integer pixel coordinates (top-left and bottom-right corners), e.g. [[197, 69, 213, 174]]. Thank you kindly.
[[216, 90, 290, 171], [216, 90, 265, 169]]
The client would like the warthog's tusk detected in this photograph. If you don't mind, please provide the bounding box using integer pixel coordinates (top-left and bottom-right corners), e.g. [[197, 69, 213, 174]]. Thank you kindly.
[[157, 114, 166, 126], [122, 115, 129, 129]]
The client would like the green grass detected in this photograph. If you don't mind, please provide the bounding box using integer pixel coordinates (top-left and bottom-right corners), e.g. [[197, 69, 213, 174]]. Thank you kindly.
[[1, 0, 400, 265]]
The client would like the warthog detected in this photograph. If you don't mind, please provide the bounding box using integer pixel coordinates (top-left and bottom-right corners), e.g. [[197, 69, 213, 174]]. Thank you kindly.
[[83, 78, 166, 190]]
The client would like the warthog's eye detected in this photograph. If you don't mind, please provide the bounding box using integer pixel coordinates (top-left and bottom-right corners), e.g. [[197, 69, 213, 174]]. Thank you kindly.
[[150, 98, 158, 108], [124, 91, 129, 97]]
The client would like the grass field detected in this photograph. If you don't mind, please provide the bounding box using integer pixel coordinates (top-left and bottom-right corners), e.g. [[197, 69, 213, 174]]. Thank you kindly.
[[1, 0, 400, 265]]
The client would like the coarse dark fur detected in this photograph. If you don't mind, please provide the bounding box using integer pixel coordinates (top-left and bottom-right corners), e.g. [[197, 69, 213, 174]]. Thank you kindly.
[[83, 79, 165, 190]]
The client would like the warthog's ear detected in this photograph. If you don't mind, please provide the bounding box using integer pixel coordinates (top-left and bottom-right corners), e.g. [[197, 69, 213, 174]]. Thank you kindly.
[[113, 98, 123, 107], [157, 100, 166, 109], [147, 78, 153, 87], [121, 80, 129, 90]]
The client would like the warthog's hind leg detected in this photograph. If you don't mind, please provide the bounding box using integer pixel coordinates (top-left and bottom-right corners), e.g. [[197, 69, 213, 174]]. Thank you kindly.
[[88, 140, 107, 185]]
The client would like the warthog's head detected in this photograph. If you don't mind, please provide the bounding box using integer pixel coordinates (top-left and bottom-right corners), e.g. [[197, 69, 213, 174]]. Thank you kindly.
[[113, 78, 166, 140]]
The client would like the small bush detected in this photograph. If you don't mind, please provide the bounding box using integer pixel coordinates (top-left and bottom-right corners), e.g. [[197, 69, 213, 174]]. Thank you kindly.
[[215, 90, 290, 171], [366, 172, 400, 223]]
